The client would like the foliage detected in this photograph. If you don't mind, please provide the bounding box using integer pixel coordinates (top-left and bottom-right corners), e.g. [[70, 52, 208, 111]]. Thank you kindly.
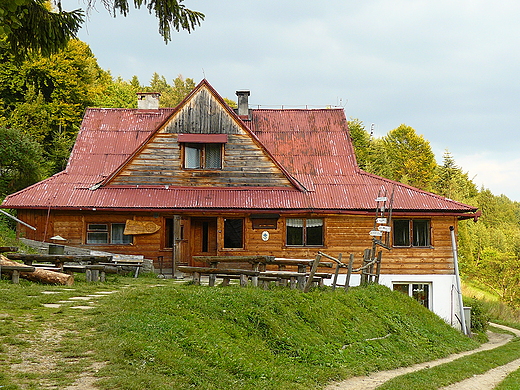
[[92, 75, 139, 108], [0, 0, 84, 58], [105, 0, 205, 41], [0, 0, 203, 59], [0, 126, 46, 196], [0, 39, 108, 176], [434, 150, 478, 203], [143, 73, 196, 107], [463, 296, 490, 333], [348, 121, 438, 191], [347, 118, 371, 170], [380, 124, 438, 191]]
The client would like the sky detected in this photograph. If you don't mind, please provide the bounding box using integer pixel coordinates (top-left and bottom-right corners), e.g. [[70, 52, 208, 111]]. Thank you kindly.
[[72, 0, 520, 202]]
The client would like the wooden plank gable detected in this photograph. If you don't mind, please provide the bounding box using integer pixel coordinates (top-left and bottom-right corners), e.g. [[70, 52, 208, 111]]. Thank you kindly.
[[107, 81, 296, 188]]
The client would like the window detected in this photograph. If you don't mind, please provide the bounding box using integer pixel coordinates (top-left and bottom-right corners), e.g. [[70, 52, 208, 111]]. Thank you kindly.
[[184, 143, 222, 169], [393, 283, 430, 309], [393, 219, 430, 247], [86, 223, 132, 245], [286, 218, 324, 246], [224, 219, 244, 249]]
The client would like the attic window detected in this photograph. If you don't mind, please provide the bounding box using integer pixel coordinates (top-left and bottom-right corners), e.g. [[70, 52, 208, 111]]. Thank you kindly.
[[184, 143, 222, 169], [179, 134, 227, 170]]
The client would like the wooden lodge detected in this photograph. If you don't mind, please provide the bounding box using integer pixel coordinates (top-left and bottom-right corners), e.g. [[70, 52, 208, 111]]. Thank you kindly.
[[1, 80, 479, 325]]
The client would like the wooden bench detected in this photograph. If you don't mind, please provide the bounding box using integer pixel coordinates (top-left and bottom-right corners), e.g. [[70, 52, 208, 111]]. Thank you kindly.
[[0, 265, 35, 284], [178, 266, 259, 287], [100, 259, 143, 278]]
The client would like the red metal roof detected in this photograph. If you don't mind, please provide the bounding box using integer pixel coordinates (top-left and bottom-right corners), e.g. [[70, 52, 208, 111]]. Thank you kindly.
[[1, 87, 477, 216]]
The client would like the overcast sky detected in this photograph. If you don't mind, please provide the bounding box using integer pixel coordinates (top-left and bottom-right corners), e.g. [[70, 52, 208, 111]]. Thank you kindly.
[[73, 0, 520, 202]]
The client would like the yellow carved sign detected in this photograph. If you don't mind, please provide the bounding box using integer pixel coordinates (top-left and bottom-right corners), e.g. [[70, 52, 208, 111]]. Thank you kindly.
[[124, 220, 161, 235]]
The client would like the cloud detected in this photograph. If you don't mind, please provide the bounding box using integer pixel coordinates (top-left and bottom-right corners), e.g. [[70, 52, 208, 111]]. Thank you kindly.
[[457, 153, 520, 201]]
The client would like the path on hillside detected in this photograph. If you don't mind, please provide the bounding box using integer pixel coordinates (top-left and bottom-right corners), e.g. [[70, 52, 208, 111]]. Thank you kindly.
[[326, 323, 520, 390]]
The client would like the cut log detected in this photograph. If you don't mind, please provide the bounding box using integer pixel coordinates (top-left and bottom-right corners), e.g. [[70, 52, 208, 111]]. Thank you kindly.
[[1, 255, 74, 286]]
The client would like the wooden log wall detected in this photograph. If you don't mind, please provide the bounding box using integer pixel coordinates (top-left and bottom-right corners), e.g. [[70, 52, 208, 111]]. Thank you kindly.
[[15, 210, 459, 275], [110, 134, 292, 187]]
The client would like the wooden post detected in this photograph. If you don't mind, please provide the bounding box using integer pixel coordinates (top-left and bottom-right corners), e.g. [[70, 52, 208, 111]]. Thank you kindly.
[[12, 270, 20, 284], [374, 251, 382, 284], [360, 249, 371, 284], [193, 271, 201, 286], [344, 254, 354, 292], [239, 274, 248, 287], [303, 254, 322, 293], [331, 253, 343, 291], [209, 261, 217, 287], [251, 262, 260, 287]]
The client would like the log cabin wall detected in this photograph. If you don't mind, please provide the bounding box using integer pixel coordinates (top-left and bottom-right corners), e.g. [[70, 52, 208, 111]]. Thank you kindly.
[[16, 209, 458, 276], [109, 133, 292, 187], [109, 86, 293, 188]]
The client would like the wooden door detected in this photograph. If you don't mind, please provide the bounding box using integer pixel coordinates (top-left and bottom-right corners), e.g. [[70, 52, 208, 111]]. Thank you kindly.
[[190, 217, 218, 266], [171, 215, 191, 268]]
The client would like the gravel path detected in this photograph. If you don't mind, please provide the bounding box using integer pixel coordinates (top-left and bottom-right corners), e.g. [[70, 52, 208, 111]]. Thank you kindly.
[[326, 323, 520, 390]]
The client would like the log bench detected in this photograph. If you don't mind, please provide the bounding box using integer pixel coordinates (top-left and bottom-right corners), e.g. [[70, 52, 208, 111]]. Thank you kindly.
[[0, 265, 35, 284]]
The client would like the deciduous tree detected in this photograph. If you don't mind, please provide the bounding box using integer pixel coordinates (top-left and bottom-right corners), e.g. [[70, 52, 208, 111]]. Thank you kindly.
[[0, 126, 46, 196]]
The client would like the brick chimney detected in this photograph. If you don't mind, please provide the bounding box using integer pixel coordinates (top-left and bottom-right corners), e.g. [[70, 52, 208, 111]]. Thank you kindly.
[[235, 90, 250, 119], [137, 92, 161, 109]]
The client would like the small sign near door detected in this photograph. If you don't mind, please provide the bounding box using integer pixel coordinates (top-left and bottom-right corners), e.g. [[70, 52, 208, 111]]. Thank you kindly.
[[262, 231, 270, 241]]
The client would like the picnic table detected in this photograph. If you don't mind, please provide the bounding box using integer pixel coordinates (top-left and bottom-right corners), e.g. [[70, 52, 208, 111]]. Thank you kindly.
[[185, 255, 333, 290], [5, 254, 113, 282]]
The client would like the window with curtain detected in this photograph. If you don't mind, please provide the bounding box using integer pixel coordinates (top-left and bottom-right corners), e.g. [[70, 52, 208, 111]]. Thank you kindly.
[[393, 219, 430, 247], [86, 223, 132, 244], [286, 218, 324, 246], [184, 143, 222, 169]]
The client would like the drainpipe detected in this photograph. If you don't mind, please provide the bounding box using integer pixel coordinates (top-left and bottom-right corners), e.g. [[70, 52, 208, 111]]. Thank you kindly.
[[450, 226, 469, 336]]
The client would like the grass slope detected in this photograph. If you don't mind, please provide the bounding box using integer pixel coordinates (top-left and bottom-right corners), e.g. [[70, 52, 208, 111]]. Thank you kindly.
[[86, 282, 478, 389]]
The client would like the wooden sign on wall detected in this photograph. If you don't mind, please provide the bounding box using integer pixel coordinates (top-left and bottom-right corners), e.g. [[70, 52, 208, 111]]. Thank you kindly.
[[124, 220, 161, 235]]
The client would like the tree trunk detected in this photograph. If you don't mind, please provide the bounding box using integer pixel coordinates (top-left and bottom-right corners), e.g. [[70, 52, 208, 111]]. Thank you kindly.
[[1, 255, 74, 286]]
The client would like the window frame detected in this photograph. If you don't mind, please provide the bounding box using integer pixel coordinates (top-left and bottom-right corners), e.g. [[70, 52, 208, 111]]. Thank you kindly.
[[86, 223, 132, 245], [393, 282, 431, 309], [223, 218, 245, 249], [182, 142, 223, 170], [392, 219, 431, 248], [285, 218, 324, 247]]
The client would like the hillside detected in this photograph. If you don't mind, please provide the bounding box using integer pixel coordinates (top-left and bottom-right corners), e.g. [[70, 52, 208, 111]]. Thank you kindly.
[[27, 281, 479, 389]]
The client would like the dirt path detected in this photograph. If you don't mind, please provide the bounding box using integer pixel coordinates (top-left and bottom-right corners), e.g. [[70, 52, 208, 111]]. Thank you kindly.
[[439, 323, 520, 390], [326, 323, 520, 390]]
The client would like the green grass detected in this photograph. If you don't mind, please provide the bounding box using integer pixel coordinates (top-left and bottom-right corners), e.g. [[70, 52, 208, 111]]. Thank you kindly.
[[377, 338, 520, 390], [495, 366, 520, 389], [0, 278, 479, 390]]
